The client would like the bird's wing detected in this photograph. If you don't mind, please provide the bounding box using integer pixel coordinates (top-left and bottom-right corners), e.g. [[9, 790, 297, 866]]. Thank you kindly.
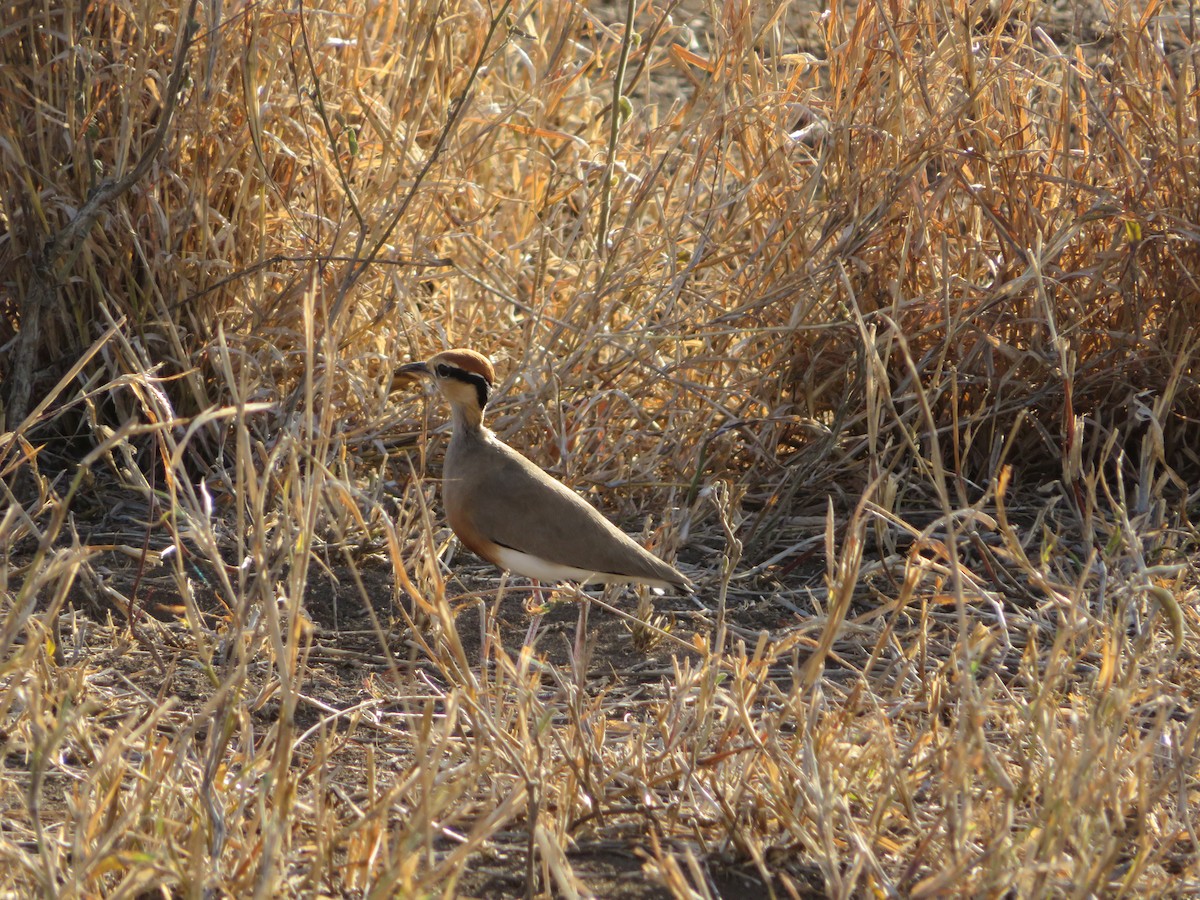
[[457, 440, 681, 583]]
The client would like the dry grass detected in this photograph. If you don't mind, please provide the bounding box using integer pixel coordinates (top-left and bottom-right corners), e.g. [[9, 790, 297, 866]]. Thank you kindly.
[[1, 0, 1198, 895]]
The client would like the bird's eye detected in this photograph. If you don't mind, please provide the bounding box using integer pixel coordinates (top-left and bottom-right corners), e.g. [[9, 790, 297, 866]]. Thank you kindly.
[[435, 364, 452, 377]]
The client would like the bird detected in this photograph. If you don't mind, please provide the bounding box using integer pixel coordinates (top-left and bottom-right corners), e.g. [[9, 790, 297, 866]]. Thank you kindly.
[[394, 348, 692, 597]]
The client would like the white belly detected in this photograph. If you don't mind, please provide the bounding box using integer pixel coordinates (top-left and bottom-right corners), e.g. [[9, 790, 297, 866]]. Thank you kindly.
[[491, 545, 668, 591]]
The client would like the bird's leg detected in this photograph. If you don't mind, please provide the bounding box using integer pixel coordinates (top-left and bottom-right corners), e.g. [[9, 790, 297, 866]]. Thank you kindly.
[[481, 573, 508, 680], [523, 579, 545, 648], [479, 599, 492, 683], [570, 591, 591, 677]]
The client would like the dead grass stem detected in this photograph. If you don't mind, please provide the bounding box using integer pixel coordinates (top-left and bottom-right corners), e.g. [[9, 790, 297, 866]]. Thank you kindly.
[[1, 0, 1198, 895]]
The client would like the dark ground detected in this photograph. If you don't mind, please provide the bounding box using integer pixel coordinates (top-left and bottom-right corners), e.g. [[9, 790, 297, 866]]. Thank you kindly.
[[14, 0, 1180, 895]]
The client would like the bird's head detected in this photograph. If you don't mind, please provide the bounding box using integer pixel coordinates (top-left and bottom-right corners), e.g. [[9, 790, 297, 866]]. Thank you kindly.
[[394, 348, 496, 417]]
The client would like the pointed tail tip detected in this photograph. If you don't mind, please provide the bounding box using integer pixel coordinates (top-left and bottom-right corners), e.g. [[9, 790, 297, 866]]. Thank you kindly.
[[672, 568, 696, 594], [647, 569, 694, 595]]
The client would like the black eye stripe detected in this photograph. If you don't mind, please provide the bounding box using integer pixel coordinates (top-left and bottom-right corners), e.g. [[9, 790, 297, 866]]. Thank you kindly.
[[439, 365, 491, 408]]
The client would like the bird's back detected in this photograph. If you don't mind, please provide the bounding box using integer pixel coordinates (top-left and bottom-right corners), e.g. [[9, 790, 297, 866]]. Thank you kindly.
[[443, 428, 689, 589]]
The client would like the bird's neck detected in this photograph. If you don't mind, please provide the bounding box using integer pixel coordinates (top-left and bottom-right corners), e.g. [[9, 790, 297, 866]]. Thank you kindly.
[[449, 402, 485, 435]]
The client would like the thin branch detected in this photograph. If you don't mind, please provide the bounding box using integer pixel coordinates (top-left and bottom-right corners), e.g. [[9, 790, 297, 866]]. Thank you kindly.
[[4, 0, 203, 426]]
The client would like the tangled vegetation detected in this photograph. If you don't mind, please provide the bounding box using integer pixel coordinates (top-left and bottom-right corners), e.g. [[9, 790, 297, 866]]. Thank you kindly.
[[1, 0, 1197, 895]]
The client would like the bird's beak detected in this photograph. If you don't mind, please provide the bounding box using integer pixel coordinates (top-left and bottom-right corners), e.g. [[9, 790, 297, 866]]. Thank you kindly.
[[391, 360, 431, 391]]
